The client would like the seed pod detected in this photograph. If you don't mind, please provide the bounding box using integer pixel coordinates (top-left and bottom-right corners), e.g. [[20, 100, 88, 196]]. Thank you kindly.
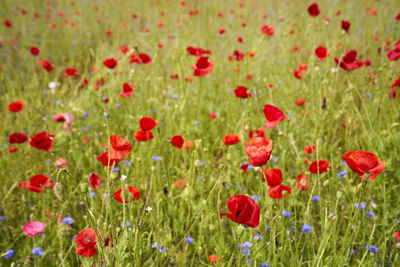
[[80, 183, 88, 193], [53, 181, 66, 201]]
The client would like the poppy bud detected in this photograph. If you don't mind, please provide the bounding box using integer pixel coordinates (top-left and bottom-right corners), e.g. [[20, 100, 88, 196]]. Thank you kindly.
[[53, 181, 66, 201], [104, 111, 110, 119], [80, 183, 88, 193], [336, 191, 343, 199], [110, 171, 119, 180]]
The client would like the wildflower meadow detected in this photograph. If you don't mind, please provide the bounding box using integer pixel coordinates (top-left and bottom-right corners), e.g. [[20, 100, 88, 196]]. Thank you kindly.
[[1, 0, 400, 266]]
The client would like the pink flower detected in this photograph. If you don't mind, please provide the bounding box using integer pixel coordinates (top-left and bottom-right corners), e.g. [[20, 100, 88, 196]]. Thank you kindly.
[[23, 221, 46, 237], [63, 113, 74, 131], [54, 158, 68, 168]]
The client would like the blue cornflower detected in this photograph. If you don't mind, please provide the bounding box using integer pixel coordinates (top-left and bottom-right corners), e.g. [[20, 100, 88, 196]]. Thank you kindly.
[[112, 167, 120, 172], [152, 156, 162, 161], [0, 216, 5, 221], [251, 196, 261, 201], [172, 94, 179, 99], [4, 249, 14, 259], [152, 242, 158, 248], [239, 241, 253, 255], [159, 246, 166, 253], [260, 263, 270, 267], [282, 209, 291, 218], [354, 202, 366, 210], [312, 196, 320, 202], [62, 217, 74, 224], [88, 192, 96, 198], [186, 236, 194, 244], [122, 160, 132, 166], [302, 224, 312, 233], [120, 221, 131, 228], [366, 211, 375, 218], [337, 169, 347, 178], [116, 104, 120, 108], [254, 232, 263, 241], [32, 247, 44, 257], [365, 245, 379, 253]]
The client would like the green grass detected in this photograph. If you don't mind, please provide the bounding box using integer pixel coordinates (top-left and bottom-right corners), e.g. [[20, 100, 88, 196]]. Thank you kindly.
[[1, 0, 400, 266]]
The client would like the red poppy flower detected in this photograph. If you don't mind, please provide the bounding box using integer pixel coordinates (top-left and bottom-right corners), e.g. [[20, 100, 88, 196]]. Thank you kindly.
[[260, 24, 275, 36], [396, 13, 400, 20], [342, 151, 385, 180], [315, 46, 328, 61], [193, 57, 214, 77], [4, 18, 12, 27], [304, 144, 316, 154], [220, 195, 260, 228], [222, 133, 241, 145], [334, 50, 364, 71], [38, 60, 54, 72], [114, 186, 140, 203], [120, 83, 134, 98], [248, 128, 266, 139], [30, 47, 40, 56], [27, 174, 53, 193], [245, 137, 273, 166], [110, 135, 132, 157], [263, 169, 282, 187], [388, 40, 400, 61], [268, 184, 292, 199], [208, 255, 219, 264], [30, 131, 54, 151], [139, 117, 158, 131], [75, 228, 99, 258], [186, 46, 212, 57], [9, 132, 28, 144], [240, 162, 249, 173], [209, 112, 218, 119], [263, 104, 287, 129], [65, 67, 80, 77], [309, 160, 330, 174], [293, 63, 308, 79], [341, 20, 351, 33], [308, 3, 320, 17], [88, 172, 102, 190], [295, 173, 312, 191], [234, 86, 253, 98], [228, 50, 245, 61], [185, 140, 194, 150], [8, 100, 24, 112], [129, 53, 152, 64], [52, 113, 66, 122], [174, 177, 188, 188], [295, 97, 307, 106], [395, 231, 400, 243], [8, 147, 18, 153], [171, 135, 184, 149], [120, 45, 129, 53], [96, 152, 120, 166], [391, 77, 400, 88], [133, 129, 154, 142], [103, 58, 117, 69]]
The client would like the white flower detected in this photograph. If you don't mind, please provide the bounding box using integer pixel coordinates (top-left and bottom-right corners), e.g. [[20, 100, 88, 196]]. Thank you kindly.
[[48, 81, 60, 94], [145, 206, 152, 212], [121, 175, 127, 181]]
